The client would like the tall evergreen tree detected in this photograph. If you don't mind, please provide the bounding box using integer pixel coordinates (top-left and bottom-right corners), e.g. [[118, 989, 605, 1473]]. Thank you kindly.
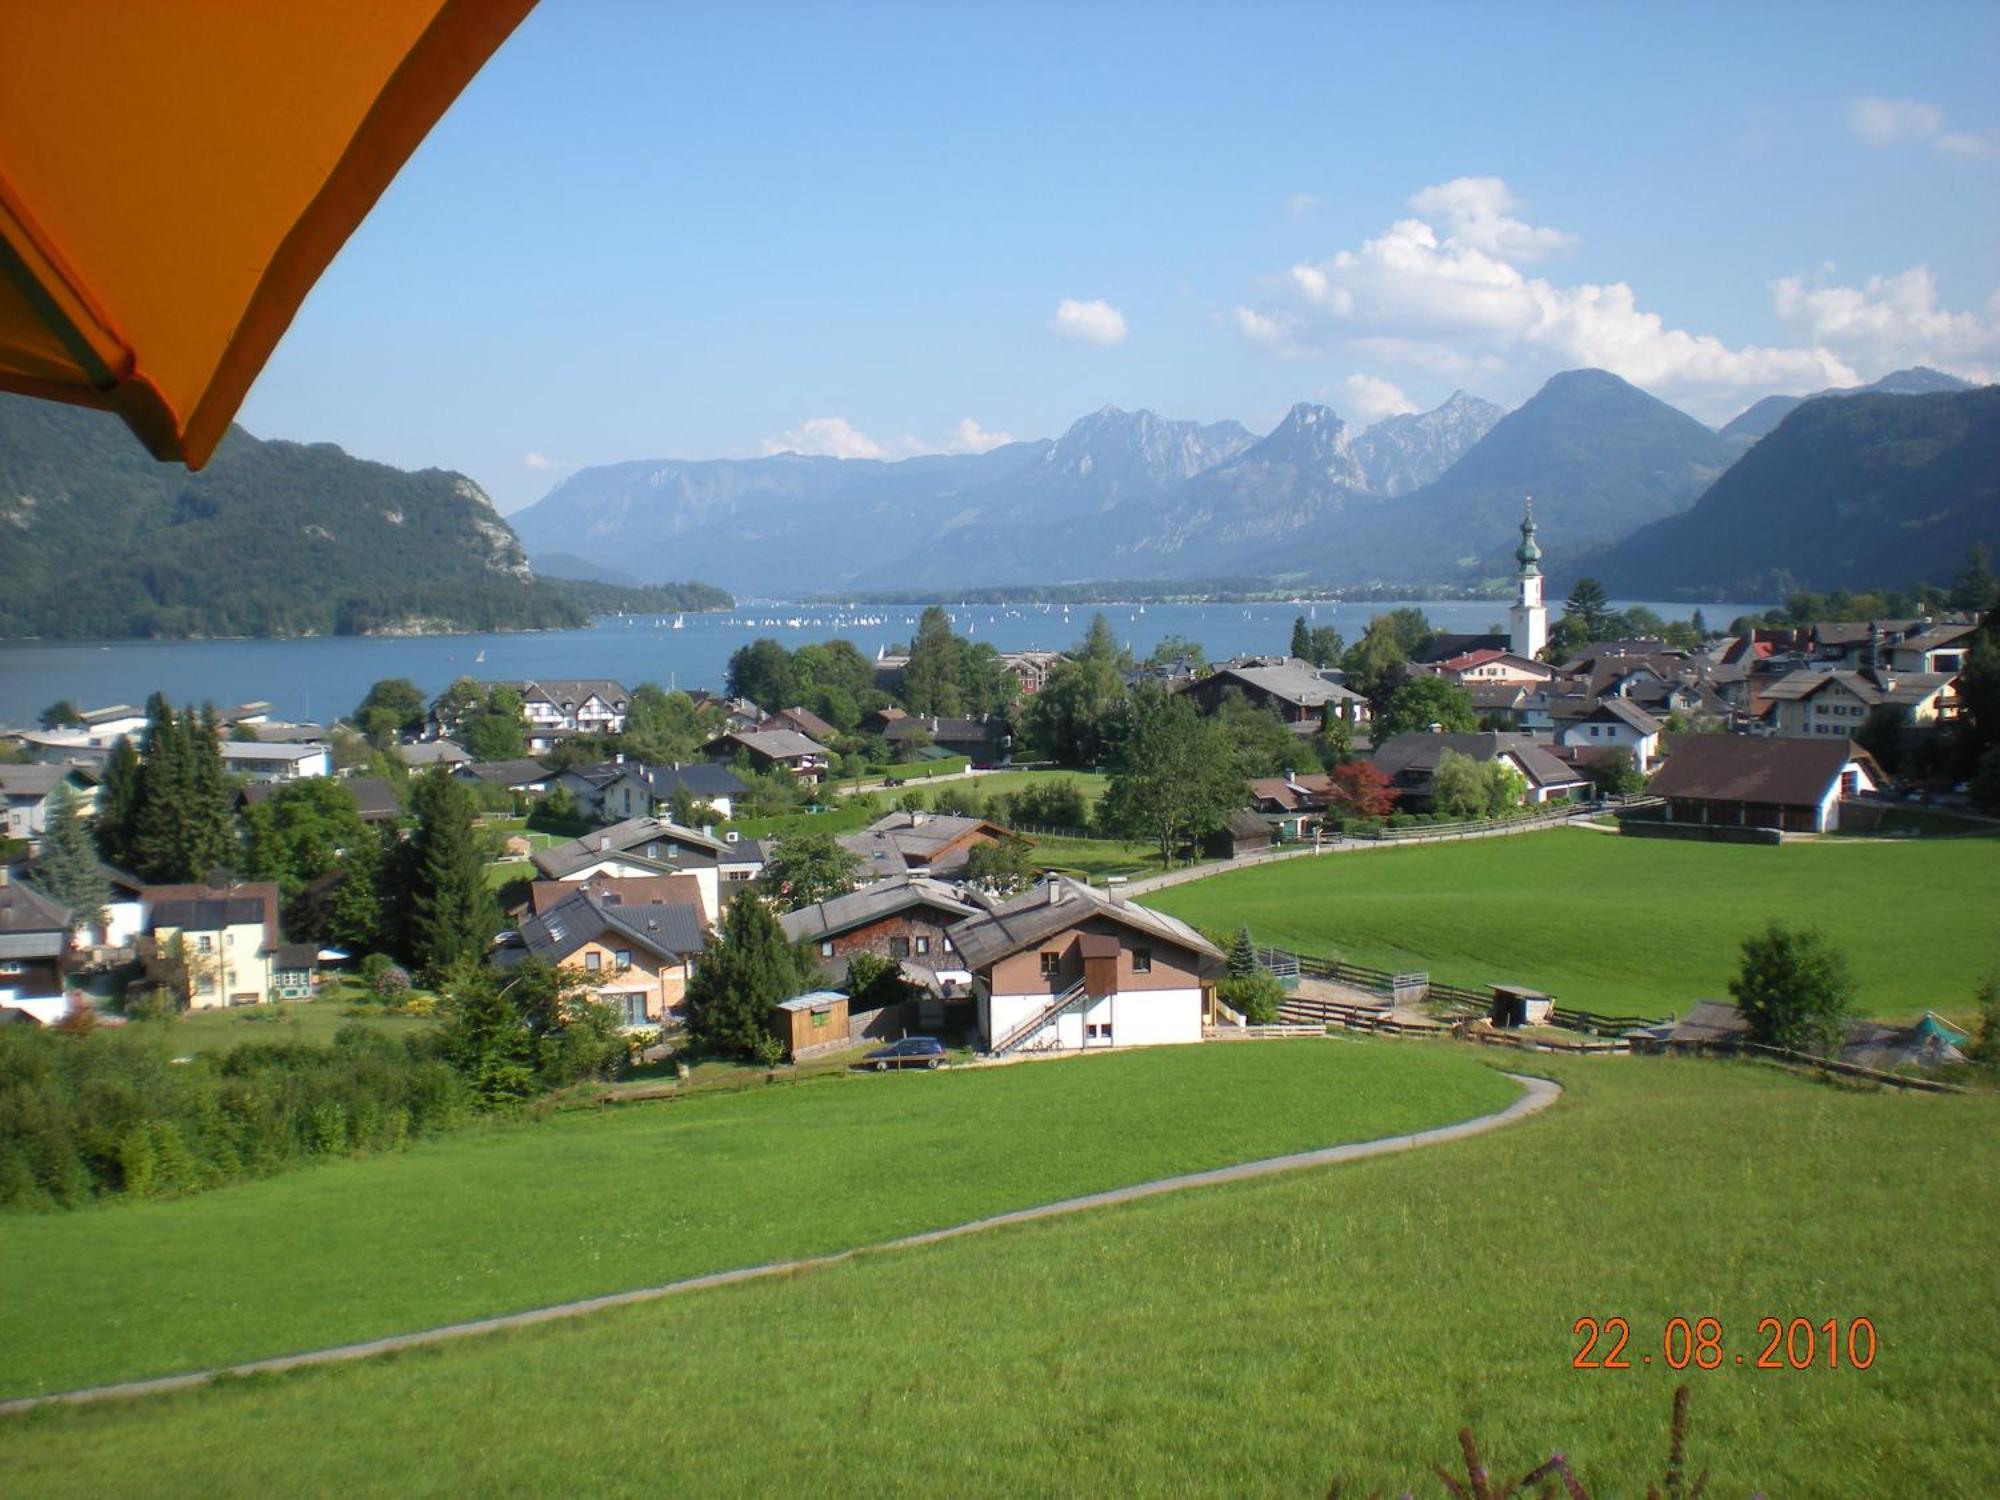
[[1290, 615, 1313, 661], [326, 825, 389, 956], [901, 606, 964, 716], [35, 783, 108, 937], [403, 770, 501, 977], [94, 735, 142, 867], [186, 705, 235, 878], [1952, 541, 1997, 615], [127, 695, 190, 881], [683, 889, 816, 1059]]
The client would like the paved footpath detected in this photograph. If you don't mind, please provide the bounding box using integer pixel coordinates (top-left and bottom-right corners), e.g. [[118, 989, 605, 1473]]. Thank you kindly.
[[0, 1073, 1560, 1416]]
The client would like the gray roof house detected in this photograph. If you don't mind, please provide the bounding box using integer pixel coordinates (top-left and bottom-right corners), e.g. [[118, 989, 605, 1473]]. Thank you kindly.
[[1370, 732, 1592, 807]]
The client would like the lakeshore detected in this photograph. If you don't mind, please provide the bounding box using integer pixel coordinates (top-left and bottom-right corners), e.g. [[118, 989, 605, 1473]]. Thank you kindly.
[[0, 596, 1755, 725]]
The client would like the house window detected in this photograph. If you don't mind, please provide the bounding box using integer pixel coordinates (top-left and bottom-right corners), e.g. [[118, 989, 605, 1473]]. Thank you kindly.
[[197, 935, 213, 953], [0, 960, 21, 976], [616, 950, 632, 970], [811, 1009, 829, 1028], [820, 940, 835, 958], [622, 993, 648, 1026], [888, 937, 910, 959], [1040, 951, 1060, 977], [585, 951, 602, 971], [943, 936, 954, 954], [915, 936, 930, 956], [1133, 948, 1152, 974]]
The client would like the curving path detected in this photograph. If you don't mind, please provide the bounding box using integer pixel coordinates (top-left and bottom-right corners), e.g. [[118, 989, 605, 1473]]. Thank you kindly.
[[0, 1072, 1560, 1417]]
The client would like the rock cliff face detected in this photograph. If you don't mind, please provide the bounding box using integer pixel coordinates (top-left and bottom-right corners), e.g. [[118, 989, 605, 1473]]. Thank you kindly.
[[1352, 391, 1505, 496]]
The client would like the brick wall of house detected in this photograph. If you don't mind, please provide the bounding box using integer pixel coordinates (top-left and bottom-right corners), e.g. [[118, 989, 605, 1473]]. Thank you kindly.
[[815, 911, 961, 966]]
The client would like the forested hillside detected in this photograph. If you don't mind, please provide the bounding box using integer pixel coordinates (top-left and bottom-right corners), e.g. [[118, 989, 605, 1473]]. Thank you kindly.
[[0, 396, 585, 639], [1590, 388, 2000, 598]]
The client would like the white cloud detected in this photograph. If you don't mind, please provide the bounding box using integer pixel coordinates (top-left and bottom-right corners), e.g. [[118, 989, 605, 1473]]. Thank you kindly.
[[1406, 177, 1577, 261], [942, 417, 1015, 454], [1228, 175, 1908, 416], [1283, 192, 1319, 221], [1342, 373, 1419, 423], [1848, 96, 1994, 159], [761, 416, 889, 460], [1848, 97, 1943, 147], [1050, 298, 1128, 346], [1232, 305, 1295, 349], [522, 451, 559, 470], [1772, 266, 2000, 380], [1934, 130, 1999, 160]]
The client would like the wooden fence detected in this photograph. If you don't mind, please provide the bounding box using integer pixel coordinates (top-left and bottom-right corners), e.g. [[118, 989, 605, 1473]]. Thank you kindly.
[[1259, 943, 1665, 1034], [1675, 1039, 1973, 1094]]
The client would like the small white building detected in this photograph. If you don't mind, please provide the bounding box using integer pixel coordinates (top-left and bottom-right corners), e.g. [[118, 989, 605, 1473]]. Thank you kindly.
[[220, 741, 331, 782], [1557, 698, 1664, 769], [947, 879, 1224, 1055]]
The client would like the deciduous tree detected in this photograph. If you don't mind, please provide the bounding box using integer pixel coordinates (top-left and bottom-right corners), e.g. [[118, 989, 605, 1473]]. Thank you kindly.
[[353, 678, 428, 744], [1379, 676, 1478, 738], [1323, 761, 1396, 820], [758, 831, 862, 911], [964, 837, 1034, 895], [1099, 690, 1245, 868], [1729, 922, 1854, 1056]]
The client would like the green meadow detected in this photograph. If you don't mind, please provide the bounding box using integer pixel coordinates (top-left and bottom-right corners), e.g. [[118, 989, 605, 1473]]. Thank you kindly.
[[2, 1054, 1991, 1496], [0, 1042, 1514, 1398], [1150, 827, 2000, 1021]]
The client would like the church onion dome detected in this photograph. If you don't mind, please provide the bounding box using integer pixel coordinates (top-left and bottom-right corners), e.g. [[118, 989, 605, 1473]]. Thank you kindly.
[[1515, 502, 1541, 574]]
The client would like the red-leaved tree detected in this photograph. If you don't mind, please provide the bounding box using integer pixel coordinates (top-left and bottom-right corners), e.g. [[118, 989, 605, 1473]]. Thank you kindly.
[[1324, 761, 1397, 819]]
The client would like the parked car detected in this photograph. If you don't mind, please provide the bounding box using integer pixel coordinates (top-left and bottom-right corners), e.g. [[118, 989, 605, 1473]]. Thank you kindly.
[[863, 1036, 946, 1071], [883, 776, 905, 787]]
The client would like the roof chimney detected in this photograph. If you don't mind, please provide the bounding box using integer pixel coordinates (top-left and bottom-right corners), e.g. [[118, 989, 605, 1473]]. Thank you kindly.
[[1047, 879, 1063, 907], [614, 751, 625, 765], [598, 835, 611, 852]]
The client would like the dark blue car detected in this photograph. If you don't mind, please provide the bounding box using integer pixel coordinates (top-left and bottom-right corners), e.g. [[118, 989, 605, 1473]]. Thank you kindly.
[[863, 1036, 947, 1071]]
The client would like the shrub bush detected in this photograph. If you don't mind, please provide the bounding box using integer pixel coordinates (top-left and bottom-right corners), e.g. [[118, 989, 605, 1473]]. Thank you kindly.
[[0, 1022, 470, 1211]]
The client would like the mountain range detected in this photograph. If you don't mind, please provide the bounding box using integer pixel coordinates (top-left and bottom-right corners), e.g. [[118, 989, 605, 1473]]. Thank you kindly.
[[514, 373, 1750, 592], [1718, 366, 1975, 445]]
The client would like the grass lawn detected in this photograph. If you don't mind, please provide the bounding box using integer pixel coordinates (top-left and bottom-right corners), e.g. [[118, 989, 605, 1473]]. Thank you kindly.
[[0, 1042, 1514, 1398], [157, 996, 436, 1055], [951, 767, 1110, 811], [1149, 827, 2000, 1023], [1029, 833, 1166, 884], [1, 1056, 1991, 1496]]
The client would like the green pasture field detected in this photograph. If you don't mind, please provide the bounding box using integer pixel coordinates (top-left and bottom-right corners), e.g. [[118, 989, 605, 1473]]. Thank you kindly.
[[946, 767, 1110, 811], [0, 1042, 1514, 1398], [1149, 827, 2000, 1022], [2, 1056, 1991, 1495], [1028, 833, 1164, 884], [155, 996, 436, 1055]]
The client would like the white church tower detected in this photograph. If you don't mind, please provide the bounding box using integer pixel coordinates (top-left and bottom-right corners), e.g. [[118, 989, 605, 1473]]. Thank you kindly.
[[1509, 497, 1547, 660]]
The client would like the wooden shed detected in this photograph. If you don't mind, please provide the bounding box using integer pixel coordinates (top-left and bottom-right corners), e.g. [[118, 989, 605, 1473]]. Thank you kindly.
[[773, 989, 850, 1060], [1489, 984, 1553, 1029]]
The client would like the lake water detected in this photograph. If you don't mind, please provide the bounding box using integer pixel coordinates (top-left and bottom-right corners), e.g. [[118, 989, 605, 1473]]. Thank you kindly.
[[0, 598, 1761, 726]]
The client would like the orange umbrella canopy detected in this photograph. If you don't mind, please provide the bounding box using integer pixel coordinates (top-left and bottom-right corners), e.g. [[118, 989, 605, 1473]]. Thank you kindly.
[[0, 1, 535, 468]]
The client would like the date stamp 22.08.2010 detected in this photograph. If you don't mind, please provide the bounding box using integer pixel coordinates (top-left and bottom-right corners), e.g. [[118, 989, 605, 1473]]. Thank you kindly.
[[1571, 1316, 1877, 1372]]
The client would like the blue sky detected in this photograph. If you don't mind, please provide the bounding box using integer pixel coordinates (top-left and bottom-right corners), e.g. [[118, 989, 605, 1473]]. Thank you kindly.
[[235, 0, 2000, 511]]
